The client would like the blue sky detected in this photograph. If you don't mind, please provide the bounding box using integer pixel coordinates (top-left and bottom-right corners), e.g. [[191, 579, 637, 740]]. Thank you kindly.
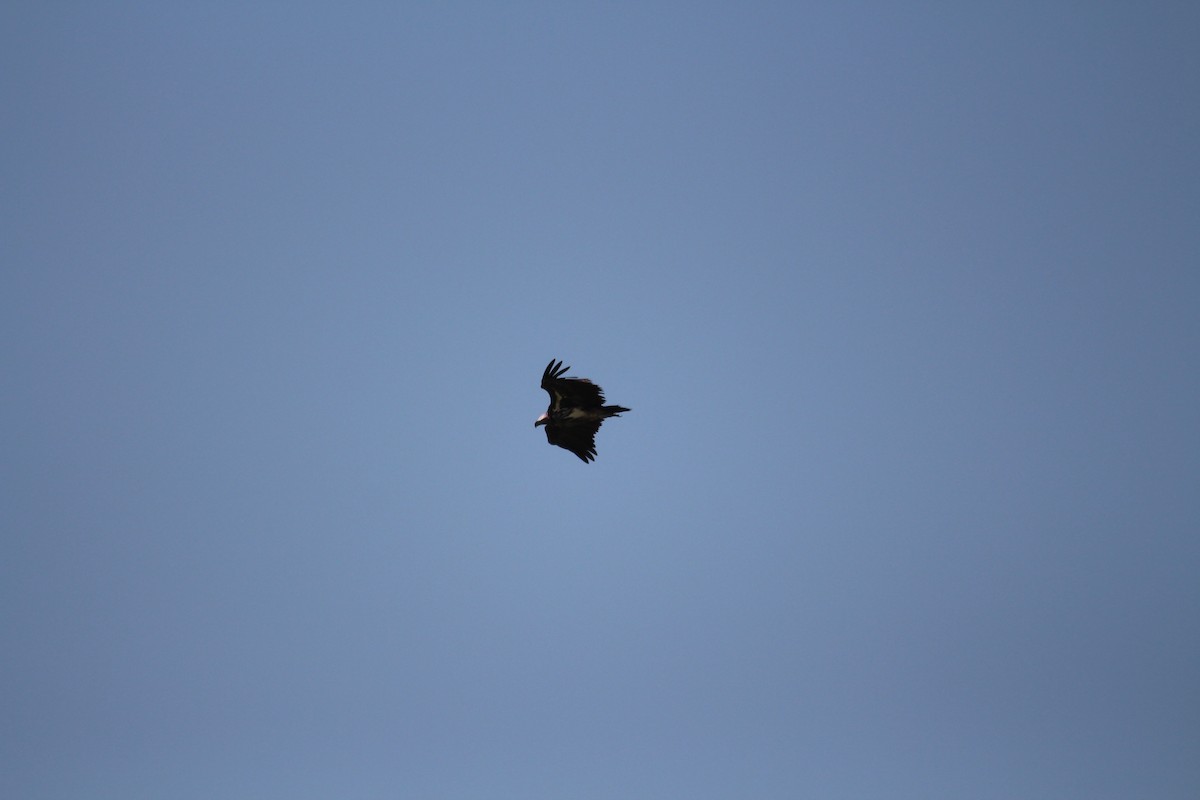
[[3, 3, 1198, 798]]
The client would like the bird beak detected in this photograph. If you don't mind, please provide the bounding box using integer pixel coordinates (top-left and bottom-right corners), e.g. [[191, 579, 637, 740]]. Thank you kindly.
[[534, 414, 547, 427]]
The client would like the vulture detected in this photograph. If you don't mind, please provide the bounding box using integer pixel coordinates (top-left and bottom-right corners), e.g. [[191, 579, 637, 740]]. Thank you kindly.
[[535, 359, 630, 462]]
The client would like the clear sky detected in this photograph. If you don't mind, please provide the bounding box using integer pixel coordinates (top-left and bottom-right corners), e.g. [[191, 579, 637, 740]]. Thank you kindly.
[[3, 3, 1198, 798]]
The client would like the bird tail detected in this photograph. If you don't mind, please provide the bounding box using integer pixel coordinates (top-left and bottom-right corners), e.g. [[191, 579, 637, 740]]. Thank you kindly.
[[602, 405, 630, 418]]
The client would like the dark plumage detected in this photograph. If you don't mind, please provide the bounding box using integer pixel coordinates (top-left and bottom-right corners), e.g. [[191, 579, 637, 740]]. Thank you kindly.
[[534, 359, 630, 462]]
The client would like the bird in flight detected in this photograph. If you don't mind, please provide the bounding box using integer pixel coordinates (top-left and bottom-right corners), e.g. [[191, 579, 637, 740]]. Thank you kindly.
[[535, 359, 630, 462]]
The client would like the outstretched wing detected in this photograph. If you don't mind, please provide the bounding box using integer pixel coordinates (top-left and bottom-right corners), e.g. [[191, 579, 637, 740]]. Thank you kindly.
[[541, 358, 605, 409], [545, 419, 602, 463]]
